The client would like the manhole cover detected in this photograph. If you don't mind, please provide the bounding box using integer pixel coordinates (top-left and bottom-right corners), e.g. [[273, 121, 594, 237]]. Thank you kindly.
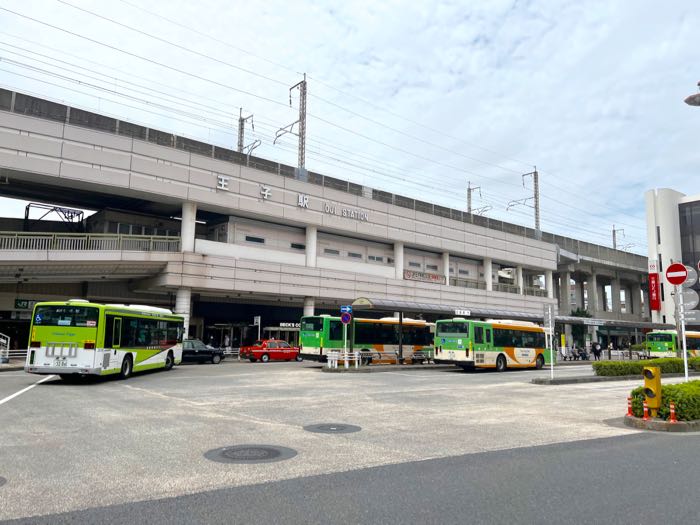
[[204, 445, 297, 464], [0, 477, 6, 488], [304, 423, 362, 434]]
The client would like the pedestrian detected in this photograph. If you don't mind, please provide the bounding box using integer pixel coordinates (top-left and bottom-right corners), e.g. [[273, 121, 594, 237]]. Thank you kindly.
[[224, 334, 230, 348], [593, 343, 601, 361]]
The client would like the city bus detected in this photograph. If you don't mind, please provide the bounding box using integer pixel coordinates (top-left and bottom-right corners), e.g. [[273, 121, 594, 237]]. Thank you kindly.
[[433, 318, 547, 371], [645, 330, 700, 358], [299, 315, 434, 364], [25, 300, 184, 380]]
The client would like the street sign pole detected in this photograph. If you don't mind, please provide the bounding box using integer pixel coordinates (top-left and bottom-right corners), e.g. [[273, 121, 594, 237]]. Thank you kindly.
[[679, 285, 689, 382]]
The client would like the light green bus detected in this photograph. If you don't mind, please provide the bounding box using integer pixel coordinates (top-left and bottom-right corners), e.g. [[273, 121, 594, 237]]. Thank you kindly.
[[25, 300, 184, 381], [433, 318, 549, 372], [645, 330, 700, 358]]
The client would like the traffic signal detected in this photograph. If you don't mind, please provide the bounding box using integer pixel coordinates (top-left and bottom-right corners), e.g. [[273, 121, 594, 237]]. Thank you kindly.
[[643, 366, 661, 417]]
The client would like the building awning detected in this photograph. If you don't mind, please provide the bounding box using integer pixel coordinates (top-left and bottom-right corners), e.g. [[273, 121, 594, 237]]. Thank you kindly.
[[351, 297, 673, 330]]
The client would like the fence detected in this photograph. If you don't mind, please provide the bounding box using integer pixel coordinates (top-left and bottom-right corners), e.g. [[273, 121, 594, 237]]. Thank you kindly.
[[0, 232, 180, 252]]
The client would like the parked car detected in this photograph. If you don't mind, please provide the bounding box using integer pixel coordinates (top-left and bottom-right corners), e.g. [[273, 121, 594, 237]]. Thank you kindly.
[[240, 339, 302, 363], [182, 339, 225, 364]]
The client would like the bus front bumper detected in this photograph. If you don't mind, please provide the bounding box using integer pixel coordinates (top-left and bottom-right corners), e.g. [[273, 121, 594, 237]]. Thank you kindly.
[[25, 366, 101, 375]]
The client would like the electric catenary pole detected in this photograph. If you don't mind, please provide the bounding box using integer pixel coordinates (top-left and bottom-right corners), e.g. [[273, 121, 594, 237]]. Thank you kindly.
[[237, 108, 255, 153], [612, 225, 625, 250], [506, 167, 540, 239], [274, 73, 308, 171]]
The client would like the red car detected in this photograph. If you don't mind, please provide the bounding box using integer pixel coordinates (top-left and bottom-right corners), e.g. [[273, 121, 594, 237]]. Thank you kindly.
[[240, 340, 303, 363]]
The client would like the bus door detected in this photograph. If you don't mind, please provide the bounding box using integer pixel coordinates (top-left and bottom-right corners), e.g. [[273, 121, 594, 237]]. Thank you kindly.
[[104, 316, 122, 370], [471, 323, 489, 357]]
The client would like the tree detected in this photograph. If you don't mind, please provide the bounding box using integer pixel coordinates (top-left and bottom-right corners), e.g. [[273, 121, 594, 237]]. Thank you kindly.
[[570, 307, 592, 347]]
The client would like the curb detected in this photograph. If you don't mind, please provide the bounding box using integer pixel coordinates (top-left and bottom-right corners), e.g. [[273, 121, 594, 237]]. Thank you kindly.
[[623, 415, 700, 433], [532, 371, 700, 385], [320, 364, 455, 374], [0, 366, 24, 373]]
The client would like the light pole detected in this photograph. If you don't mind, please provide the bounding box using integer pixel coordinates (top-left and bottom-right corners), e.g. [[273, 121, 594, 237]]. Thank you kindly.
[[685, 81, 700, 106]]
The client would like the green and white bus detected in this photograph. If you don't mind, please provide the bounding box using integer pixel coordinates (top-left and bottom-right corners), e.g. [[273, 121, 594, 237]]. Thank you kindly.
[[645, 330, 700, 358], [25, 300, 184, 380], [433, 318, 548, 372], [299, 315, 434, 364]]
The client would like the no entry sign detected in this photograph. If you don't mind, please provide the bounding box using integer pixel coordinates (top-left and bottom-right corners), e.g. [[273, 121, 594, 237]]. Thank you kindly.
[[666, 263, 688, 285]]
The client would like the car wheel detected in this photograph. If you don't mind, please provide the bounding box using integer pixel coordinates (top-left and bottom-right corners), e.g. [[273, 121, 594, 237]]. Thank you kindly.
[[165, 351, 174, 371], [212, 354, 221, 364], [295, 354, 303, 362], [496, 354, 507, 373], [261, 353, 270, 363], [119, 354, 133, 379], [535, 354, 545, 370]]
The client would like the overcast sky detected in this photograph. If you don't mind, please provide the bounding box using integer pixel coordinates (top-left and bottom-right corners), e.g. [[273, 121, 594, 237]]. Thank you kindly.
[[0, 0, 698, 253]]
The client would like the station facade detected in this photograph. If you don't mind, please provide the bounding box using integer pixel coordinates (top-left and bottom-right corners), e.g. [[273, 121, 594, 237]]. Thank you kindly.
[[0, 89, 653, 349]]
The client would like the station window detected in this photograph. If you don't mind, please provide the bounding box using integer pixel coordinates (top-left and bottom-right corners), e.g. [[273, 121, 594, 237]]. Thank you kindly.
[[368, 255, 384, 263], [245, 235, 265, 244], [656, 226, 661, 245], [459, 269, 470, 276], [348, 252, 363, 259], [388, 257, 394, 264], [118, 224, 130, 235], [324, 248, 340, 256], [408, 262, 421, 268], [291, 243, 305, 250], [426, 264, 438, 271]]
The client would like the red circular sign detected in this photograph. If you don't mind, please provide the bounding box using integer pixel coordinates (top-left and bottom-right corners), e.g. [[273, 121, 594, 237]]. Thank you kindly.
[[340, 312, 352, 325], [666, 263, 688, 285]]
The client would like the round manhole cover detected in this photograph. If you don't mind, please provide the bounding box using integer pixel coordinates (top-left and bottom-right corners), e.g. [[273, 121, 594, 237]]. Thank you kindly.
[[204, 445, 297, 464], [0, 477, 6, 488], [304, 423, 362, 434]]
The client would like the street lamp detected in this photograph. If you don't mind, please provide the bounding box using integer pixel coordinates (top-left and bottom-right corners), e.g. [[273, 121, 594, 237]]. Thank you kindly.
[[685, 81, 700, 106]]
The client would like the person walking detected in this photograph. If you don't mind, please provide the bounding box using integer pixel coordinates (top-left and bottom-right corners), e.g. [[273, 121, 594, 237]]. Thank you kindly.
[[593, 343, 602, 361]]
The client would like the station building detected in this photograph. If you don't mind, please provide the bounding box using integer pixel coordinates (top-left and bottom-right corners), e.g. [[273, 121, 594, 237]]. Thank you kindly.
[[0, 89, 657, 349]]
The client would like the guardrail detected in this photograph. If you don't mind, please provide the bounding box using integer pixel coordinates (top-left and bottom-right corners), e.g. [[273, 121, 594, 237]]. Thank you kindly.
[[0, 232, 180, 252]]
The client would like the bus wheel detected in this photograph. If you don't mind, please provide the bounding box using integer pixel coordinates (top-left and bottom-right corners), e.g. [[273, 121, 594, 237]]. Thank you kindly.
[[496, 354, 507, 373], [361, 352, 372, 366], [119, 355, 133, 380], [165, 352, 174, 371], [261, 353, 270, 363], [535, 354, 545, 370]]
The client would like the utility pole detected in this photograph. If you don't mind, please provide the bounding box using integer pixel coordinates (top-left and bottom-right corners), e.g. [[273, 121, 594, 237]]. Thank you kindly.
[[274, 73, 307, 171], [237, 109, 254, 153], [506, 167, 540, 239], [612, 225, 624, 250], [467, 181, 481, 214]]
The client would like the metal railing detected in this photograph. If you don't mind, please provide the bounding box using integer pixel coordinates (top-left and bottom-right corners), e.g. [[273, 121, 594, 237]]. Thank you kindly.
[[0, 232, 180, 252], [493, 283, 520, 294], [524, 287, 548, 297], [450, 277, 487, 290]]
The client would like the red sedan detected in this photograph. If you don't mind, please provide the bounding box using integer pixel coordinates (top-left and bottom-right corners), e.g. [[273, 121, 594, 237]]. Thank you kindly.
[[240, 339, 303, 363]]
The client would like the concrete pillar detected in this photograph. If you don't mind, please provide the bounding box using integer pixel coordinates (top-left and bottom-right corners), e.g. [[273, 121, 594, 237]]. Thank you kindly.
[[442, 252, 450, 286], [303, 297, 315, 317], [483, 257, 493, 292], [305, 226, 317, 268], [226, 217, 235, 244], [641, 286, 649, 319], [632, 282, 643, 317], [598, 282, 607, 312], [573, 278, 583, 309], [545, 270, 554, 300], [611, 277, 621, 314], [516, 266, 524, 295], [559, 271, 571, 314], [394, 242, 404, 280], [180, 202, 197, 252], [587, 272, 598, 314], [175, 288, 192, 338]]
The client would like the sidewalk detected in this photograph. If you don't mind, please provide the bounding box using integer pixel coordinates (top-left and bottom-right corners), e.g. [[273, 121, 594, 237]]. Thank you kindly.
[[0, 359, 24, 373]]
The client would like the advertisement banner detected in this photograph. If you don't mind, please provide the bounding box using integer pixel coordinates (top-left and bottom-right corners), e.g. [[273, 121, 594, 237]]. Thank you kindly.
[[648, 272, 661, 311]]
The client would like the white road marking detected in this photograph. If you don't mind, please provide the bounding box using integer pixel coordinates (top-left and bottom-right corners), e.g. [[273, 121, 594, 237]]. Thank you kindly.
[[0, 375, 55, 406]]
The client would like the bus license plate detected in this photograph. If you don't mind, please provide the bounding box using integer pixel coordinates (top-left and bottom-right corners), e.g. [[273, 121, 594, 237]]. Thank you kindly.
[[54, 358, 67, 367]]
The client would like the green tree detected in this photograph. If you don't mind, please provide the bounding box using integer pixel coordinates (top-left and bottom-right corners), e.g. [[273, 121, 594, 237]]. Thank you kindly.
[[570, 307, 592, 347]]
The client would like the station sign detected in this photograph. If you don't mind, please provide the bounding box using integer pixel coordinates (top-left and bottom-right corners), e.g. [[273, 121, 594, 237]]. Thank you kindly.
[[340, 305, 352, 314], [454, 309, 471, 317]]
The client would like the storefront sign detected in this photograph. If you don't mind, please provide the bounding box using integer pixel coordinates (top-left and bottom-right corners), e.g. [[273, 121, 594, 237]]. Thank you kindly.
[[403, 269, 446, 285], [280, 322, 300, 328], [648, 272, 661, 311], [14, 299, 31, 310]]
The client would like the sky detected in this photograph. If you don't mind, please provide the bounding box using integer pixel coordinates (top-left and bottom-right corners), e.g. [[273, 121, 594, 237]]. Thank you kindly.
[[0, 0, 698, 254]]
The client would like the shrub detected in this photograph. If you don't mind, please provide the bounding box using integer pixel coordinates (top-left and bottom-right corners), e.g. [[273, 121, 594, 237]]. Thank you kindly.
[[630, 380, 700, 421], [593, 357, 700, 377]]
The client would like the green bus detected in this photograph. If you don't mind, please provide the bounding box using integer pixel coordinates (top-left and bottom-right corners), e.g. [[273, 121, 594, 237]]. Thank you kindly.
[[433, 318, 549, 372], [299, 315, 434, 364], [645, 330, 700, 358], [25, 300, 184, 380]]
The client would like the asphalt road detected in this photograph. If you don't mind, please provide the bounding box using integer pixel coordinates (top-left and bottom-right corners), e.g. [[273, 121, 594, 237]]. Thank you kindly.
[[1, 361, 693, 524]]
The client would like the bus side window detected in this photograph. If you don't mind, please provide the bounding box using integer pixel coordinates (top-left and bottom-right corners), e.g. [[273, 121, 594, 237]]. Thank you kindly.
[[329, 321, 343, 341], [474, 326, 484, 344], [113, 318, 122, 348], [486, 329, 492, 347]]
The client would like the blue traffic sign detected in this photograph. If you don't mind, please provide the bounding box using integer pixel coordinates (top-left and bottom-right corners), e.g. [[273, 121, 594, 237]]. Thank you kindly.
[[340, 305, 352, 314], [341, 312, 352, 324]]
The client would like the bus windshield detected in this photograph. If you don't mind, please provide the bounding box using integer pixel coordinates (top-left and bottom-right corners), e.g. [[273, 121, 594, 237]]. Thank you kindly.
[[436, 322, 469, 334], [301, 317, 324, 331], [33, 305, 99, 328]]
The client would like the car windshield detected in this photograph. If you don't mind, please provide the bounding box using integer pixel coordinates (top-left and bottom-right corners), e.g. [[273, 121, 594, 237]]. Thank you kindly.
[[278, 341, 290, 348]]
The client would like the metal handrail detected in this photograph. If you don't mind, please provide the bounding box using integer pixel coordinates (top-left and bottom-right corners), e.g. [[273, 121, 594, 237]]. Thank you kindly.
[[0, 232, 180, 252]]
